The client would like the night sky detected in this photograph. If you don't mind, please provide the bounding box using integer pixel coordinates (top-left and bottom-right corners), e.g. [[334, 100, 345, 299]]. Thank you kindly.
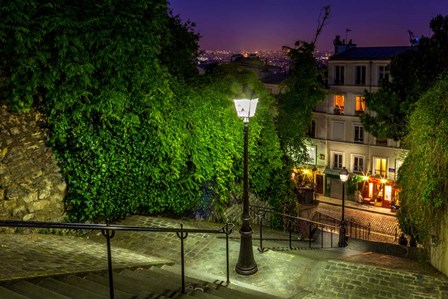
[[169, 0, 448, 52]]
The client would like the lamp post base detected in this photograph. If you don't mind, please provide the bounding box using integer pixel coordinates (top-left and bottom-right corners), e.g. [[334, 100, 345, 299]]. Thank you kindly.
[[235, 228, 258, 275]]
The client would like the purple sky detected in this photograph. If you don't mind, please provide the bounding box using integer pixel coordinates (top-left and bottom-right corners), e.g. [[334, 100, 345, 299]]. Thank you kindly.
[[168, 0, 448, 52]]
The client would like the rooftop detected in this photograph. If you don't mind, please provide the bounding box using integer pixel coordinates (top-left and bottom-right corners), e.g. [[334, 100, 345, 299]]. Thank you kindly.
[[330, 46, 413, 61]]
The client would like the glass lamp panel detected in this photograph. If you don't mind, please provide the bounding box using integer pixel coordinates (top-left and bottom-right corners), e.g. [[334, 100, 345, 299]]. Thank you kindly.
[[234, 99, 258, 121]]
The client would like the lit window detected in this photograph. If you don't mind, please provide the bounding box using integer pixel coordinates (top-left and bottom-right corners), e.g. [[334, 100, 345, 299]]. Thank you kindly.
[[355, 96, 366, 113], [374, 157, 387, 177], [334, 95, 344, 115]]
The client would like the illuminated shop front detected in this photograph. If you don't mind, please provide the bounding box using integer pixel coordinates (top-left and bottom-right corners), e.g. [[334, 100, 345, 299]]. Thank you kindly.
[[323, 170, 400, 209], [358, 175, 400, 208]]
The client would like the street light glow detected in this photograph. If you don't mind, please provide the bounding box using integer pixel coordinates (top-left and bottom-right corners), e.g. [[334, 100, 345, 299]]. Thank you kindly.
[[234, 99, 258, 122]]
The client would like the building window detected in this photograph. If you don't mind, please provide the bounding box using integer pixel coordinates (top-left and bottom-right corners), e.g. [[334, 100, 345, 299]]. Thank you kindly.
[[356, 66, 366, 85], [306, 146, 316, 165], [378, 65, 390, 85], [355, 96, 366, 113], [334, 95, 344, 114], [354, 125, 364, 143], [335, 65, 344, 85], [333, 153, 343, 169], [353, 155, 364, 173], [307, 120, 316, 138], [332, 121, 345, 141], [376, 138, 388, 146], [373, 157, 387, 177]]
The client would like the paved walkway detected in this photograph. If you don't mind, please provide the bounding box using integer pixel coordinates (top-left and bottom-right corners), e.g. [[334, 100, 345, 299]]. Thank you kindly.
[[0, 211, 447, 298]]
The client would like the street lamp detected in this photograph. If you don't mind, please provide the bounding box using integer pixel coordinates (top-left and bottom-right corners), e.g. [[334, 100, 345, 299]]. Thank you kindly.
[[339, 167, 349, 247], [234, 98, 258, 275]]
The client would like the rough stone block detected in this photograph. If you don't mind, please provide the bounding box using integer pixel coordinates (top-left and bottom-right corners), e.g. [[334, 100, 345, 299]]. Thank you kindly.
[[29, 199, 50, 212], [22, 191, 38, 203]]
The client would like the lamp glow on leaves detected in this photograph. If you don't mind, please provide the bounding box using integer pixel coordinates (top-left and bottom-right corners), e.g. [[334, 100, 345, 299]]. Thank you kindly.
[[234, 99, 258, 123]]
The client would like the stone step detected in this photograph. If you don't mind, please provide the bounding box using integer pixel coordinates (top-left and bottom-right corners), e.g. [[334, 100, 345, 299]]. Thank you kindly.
[[58, 274, 133, 299], [1, 265, 283, 299], [85, 272, 195, 299], [133, 267, 220, 298], [37, 277, 106, 299], [0, 285, 30, 299], [7, 280, 71, 299], [117, 268, 187, 297], [161, 265, 281, 299]]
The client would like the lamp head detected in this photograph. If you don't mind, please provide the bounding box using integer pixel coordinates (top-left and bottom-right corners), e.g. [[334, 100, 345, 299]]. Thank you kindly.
[[234, 99, 258, 123], [339, 167, 349, 182]]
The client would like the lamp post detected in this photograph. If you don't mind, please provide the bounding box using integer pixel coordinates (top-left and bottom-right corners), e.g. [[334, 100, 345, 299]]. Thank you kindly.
[[234, 98, 258, 275], [339, 167, 349, 248]]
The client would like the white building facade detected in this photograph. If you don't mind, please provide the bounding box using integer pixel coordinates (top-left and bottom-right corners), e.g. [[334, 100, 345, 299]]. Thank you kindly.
[[306, 45, 411, 207]]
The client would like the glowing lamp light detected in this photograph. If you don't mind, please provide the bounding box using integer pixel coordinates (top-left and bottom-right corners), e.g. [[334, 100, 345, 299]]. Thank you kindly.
[[339, 167, 349, 182], [380, 178, 387, 184], [234, 99, 258, 123]]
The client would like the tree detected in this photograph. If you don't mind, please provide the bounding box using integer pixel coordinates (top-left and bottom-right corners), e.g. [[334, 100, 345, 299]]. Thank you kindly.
[[397, 76, 448, 243], [277, 6, 329, 164], [159, 11, 201, 80], [361, 15, 448, 141]]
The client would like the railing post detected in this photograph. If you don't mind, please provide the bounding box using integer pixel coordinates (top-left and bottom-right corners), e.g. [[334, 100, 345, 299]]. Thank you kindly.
[[225, 223, 230, 284], [101, 228, 115, 299], [321, 223, 324, 248], [289, 218, 293, 250], [176, 224, 189, 294], [330, 227, 333, 248], [309, 223, 312, 249], [368, 223, 371, 240], [258, 211, 267, 253]]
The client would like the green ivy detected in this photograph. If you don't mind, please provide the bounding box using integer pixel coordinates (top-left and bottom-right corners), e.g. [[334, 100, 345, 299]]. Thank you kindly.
[[398, 76, 448, 243], [1, 1, 287, 223]]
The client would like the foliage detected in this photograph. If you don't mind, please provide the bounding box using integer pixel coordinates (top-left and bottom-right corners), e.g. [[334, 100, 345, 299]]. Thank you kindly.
[[397, 76, 448, 243], [361, 14, 448, 141], [278, 41, 326, 164], [199, 64, 287, 208], [159, 10, 201, 80], [0, 1, 285, 222], [277, 5, 329, 165]]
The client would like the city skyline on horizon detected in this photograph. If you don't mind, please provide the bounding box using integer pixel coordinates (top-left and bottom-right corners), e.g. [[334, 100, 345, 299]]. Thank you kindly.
[[169, 0, 448, 52]]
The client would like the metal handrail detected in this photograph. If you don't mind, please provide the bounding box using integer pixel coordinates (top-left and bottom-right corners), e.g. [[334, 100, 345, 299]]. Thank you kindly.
[[249, 205, 339, 251], [314, 211, 371, 241], [0, 220, 235, 299]]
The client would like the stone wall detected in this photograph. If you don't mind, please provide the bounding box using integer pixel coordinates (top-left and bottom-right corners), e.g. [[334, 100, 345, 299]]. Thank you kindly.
[[429, 213, 448, 276], [0, 105, 65, 222]]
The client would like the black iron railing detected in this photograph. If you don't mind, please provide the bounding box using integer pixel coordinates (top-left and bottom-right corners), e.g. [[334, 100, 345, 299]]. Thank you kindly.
[[0, 220, 234, 299], [249, 205, 340, 251], [314, 211, 371, 241]]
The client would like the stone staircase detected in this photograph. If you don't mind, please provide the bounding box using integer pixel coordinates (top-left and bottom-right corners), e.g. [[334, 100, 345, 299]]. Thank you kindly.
[[0, 265, 280, 299]]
